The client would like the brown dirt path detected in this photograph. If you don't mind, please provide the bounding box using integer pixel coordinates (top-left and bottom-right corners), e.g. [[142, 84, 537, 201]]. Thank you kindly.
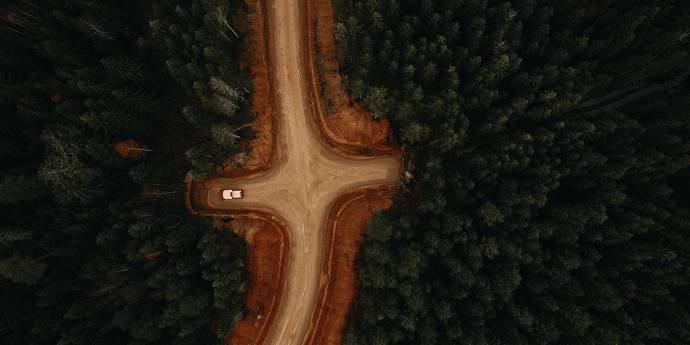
[[188, 0, 401, 344]]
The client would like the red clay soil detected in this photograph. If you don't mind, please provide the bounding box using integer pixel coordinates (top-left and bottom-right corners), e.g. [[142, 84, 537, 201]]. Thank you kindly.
[[306, 0, 393, 152], [304, 187, 395, 345], [223, 216, 288, 345]]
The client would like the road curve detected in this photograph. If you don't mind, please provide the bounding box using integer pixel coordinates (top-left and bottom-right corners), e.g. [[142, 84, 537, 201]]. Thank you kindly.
[[203, 0, 401, 344]]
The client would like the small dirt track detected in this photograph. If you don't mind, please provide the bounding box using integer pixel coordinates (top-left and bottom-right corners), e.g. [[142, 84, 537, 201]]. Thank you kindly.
[[203, 0, 401, 344]]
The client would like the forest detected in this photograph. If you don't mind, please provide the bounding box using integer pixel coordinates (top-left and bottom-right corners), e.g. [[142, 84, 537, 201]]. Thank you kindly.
[[0, 0, 251, 344], [333, 0, 690, 344]]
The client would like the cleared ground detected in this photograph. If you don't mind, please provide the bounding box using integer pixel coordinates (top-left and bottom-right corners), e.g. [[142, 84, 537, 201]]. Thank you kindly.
[[203, 0, 401, 344]]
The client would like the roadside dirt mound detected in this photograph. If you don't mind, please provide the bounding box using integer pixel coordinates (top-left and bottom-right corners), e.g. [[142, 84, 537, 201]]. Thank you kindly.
[[307, 0, 391, 148], [224, 216, 288, 345], [305, 187, 395, 345]]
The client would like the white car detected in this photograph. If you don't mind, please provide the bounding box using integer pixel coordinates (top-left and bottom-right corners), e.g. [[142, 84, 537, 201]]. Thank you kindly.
[[222, 189, 244, 200]]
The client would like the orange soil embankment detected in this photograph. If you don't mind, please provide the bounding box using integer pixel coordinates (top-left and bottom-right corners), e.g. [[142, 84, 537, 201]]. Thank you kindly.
[[223, 216, 288, 345]]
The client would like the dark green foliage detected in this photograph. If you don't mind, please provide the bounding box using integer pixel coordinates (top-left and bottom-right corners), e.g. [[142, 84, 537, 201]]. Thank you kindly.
[[150, 0, 253, 179], [0, 174, 44, 204], [0, 1, 249, 344], [335, 0, 690, 344], [0, 254, 46, 284]]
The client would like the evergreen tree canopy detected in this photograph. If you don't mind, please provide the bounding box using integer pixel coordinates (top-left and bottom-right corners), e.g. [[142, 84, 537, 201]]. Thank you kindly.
[[0, 1, 250, 344], [334, 0, 690, 344]]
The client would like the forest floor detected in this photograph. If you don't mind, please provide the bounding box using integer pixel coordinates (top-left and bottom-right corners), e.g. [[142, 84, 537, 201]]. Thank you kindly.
[[187, 0, 401, 344]]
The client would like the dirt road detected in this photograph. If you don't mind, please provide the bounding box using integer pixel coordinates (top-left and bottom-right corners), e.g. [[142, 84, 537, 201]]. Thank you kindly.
[[203, 0, 401, 344]]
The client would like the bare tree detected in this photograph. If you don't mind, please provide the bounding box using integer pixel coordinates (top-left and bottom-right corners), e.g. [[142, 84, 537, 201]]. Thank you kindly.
[[215, 7, 239, 42]]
